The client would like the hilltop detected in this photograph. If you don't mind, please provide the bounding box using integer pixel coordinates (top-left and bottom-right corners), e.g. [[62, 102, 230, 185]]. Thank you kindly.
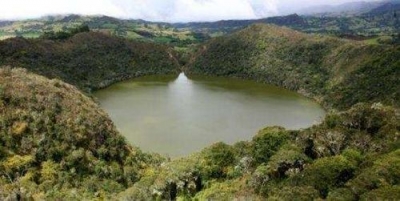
[[186, 24, 400, 109], [0, 31, 181, 92]]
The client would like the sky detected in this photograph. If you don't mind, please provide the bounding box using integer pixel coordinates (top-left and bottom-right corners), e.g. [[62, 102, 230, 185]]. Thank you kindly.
[[0, 0, 381, 22]]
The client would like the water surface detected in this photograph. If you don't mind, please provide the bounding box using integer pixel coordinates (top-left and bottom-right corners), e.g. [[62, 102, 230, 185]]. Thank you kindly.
[[94, 73, 325, 157]]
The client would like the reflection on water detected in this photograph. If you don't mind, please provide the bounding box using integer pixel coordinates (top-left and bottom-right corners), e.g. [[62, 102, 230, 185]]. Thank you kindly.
[[94, 73, 325, 158]]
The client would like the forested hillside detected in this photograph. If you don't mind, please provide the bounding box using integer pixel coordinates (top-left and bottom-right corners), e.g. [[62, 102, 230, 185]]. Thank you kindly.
[[186, 24, 400, 109], [0, 68, 165, 199], [0, 31, 181, 92]]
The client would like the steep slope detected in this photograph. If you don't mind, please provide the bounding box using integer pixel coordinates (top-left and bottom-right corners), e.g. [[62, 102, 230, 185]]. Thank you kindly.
[[0, 32, 181, 92], [0, 68, 163, 199], [186, 24, 400, 109]]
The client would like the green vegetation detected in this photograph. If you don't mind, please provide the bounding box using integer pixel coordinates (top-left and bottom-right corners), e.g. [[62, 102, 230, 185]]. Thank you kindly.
[[186, 24, 400, 109], [0, 15, 208, 48], [1, 2, 399, 48], [0, 31, 180, 92], [40, 24, 90, 40], [0, 68, 165, 199], [0, 13, 399, 199], [2, 70, 397, 200]]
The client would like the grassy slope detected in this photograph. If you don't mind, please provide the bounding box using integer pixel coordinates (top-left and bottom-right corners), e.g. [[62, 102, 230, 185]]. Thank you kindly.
[[0, 32, 181, 92], [185, 24, 400, 109], [0, 68, 164, 199]]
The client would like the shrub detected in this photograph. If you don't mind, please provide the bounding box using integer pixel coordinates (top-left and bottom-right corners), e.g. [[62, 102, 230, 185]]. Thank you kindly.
[[267, 186, 320, 201], [251, 126, 290, 164], [360, 186, 400, 200], [266, 144, 311, 179], [200, 142, 236, 179], [292, 155, 355, 198], [326, 188, 356, 201], [347, 149, 400, 196]]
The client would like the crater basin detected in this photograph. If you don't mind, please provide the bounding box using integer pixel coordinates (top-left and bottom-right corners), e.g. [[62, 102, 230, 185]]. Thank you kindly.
[[94, 73, 325, 157]]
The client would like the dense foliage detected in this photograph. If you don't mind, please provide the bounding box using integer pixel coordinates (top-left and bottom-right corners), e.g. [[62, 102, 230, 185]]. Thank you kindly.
[[0, 31, 180, 92], [186, 24, 400, 109], [0, 68, 164, 200], [40, 24, 90, 40]]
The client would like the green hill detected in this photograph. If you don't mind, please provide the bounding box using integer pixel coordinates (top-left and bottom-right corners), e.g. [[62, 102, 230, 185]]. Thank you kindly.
[[0, 68, 164, 199], [0, 31, 181, 92], [0, 15, 208, 47], [185, 24, 400, 109]]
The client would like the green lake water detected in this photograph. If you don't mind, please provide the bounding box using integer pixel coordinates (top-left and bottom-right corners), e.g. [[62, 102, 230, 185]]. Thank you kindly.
[[94, 73, 325, 157]]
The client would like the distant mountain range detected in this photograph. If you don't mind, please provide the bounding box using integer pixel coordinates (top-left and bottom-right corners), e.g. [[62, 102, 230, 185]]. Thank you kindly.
[[1, 0, 399, 45], [297, 0, 400, 16], [298, 1, 383, 16], [173, 1, 400, 37]]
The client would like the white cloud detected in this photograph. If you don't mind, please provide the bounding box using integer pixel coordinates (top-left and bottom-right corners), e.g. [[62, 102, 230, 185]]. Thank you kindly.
[[110, 0, 278, 22], [0, 0, 124, 19], [0, 0, 379, 22]]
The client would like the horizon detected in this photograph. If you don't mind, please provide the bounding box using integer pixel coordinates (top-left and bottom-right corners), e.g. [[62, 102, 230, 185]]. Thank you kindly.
[[0, 0, 384, 23]]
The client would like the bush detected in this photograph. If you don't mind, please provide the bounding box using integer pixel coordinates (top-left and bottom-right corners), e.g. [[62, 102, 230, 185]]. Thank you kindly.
[[268, 186, 320, 201], [266, 144, 311, 179], [347, 149, 400, 196], [251, 126, 290, 164], [292, 155, 355, 198], [200, 142, 236, 179], [360, 186, 400, 200], [326, 188, 356, 201]]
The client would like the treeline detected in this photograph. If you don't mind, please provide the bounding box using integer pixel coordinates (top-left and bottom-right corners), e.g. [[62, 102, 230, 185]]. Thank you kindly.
[[41, 25, 90, 40]]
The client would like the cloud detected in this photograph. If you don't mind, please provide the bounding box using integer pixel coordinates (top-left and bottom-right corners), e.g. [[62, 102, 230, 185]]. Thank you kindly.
[[0, 0, 124, 19], [110, 0, 279, 22], [0, 0, 378, 22]]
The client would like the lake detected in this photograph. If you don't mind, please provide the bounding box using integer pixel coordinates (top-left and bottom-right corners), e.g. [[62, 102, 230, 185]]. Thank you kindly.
[[94, 73, 325, 157]]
